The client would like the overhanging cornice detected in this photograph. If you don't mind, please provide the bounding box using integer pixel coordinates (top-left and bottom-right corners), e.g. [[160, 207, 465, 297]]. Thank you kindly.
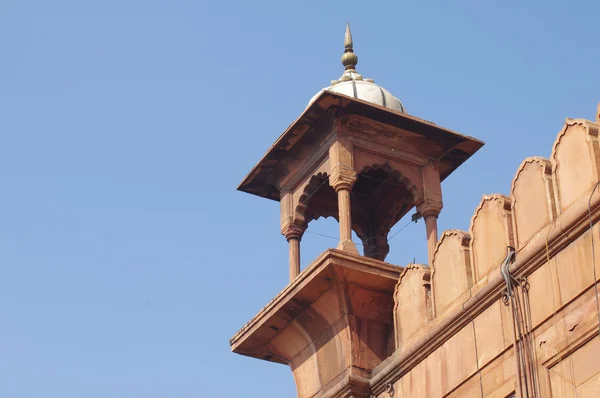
[[237, 91, 484, 201]]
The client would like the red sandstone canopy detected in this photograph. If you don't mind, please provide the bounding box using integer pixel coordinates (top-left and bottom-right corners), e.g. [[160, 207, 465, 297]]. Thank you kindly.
[[238, 90, 484, 201]]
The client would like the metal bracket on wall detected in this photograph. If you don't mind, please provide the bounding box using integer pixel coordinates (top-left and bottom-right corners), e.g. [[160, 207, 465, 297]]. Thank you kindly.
[[385, 382, 394, 397]]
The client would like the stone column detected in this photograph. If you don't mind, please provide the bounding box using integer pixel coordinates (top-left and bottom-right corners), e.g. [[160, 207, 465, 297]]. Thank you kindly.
[[284, 226, 305, 282], [362, 234, 389, 261], [330, 178, 358, 254], [329, 138, 358, 254], [334, 182, 358, 253], [417, 200, 442, 265]]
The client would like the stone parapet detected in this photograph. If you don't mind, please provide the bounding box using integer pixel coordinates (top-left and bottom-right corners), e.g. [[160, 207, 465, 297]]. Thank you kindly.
[[372, 105, 600, 397]]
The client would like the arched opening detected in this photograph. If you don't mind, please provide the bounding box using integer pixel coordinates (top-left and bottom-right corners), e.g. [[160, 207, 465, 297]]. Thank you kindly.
[[350, 164, 419, 261], [300, 217, 340, 270], [292, 164, 423, 267], [295, 173, 360, 270], [299, 173, 338, 225]]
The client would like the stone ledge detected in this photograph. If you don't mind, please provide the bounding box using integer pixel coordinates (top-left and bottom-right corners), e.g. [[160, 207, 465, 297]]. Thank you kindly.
[[230, 249, 403, 364]]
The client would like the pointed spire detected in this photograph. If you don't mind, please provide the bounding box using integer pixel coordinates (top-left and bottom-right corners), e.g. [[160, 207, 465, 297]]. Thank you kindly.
[[341, 23, 358, 71], [344, 22, 353, 50]]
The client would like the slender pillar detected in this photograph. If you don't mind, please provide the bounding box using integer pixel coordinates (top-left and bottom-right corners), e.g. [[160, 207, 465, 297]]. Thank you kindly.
[[288, 236, 301, 281], [283, 225, 305, 282], [417, 200, 442, 265], [335, 184, 358, 254], [328, 136, 358, 254], [424, 215, 439, 264]]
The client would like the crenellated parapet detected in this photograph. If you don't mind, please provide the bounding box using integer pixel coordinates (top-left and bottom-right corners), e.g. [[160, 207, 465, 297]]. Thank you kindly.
[[378, 103, 600, 398], [232, 22, 600, 397], [428, 107, 600, 300]]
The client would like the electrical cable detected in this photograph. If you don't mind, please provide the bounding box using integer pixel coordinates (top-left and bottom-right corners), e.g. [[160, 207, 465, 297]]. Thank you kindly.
[[500, 247, 530, 398]]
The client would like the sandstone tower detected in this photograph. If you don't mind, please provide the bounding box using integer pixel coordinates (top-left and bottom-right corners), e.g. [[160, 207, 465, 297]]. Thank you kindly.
[[230, 24, 600, 397]]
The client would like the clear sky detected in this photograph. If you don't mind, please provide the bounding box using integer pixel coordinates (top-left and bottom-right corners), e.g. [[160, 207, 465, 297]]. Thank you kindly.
[[1, 1, 599, 397]]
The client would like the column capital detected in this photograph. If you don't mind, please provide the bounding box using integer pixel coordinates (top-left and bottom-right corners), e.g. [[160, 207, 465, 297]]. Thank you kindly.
[[282, 224, 305, 241], [329, 171, 357, 192], [417, 199, 443, 218]]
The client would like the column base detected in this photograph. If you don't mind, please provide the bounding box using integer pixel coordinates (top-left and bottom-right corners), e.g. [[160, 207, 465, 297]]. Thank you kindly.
[[337, 239, 359, 254]]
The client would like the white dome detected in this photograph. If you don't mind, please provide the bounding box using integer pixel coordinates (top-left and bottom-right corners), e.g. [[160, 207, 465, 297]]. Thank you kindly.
[[308, 71, 405, 113], [307, 23, 405, 113]]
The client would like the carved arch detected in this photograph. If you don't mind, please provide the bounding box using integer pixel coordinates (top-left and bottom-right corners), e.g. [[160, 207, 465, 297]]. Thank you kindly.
[[357, 162, 420, 203], [351, 163, 420, 260], [294, 172, 335, 227]]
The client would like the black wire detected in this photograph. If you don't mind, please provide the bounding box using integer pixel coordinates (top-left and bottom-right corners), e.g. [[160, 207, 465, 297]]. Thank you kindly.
[[304, 230, 363, 247], [305, 218, 416, 248], [388, 220, 414, 242]]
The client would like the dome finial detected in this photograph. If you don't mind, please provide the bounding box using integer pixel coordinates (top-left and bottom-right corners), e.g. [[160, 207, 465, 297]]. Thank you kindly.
[[341, 23, 358, 71]]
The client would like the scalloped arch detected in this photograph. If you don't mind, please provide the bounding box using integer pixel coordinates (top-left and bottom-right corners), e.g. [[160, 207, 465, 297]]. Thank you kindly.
[[357, 162, 420, 235], [293, 172, 337, 227], [358, 162, 420, 203]]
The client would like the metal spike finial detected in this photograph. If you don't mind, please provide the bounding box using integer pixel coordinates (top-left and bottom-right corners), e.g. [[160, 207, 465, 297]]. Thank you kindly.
[[344, 22, 353, 51], [341, 23, 358, 70]]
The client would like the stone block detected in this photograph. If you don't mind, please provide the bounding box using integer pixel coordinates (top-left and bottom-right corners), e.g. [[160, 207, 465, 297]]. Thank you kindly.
[[555, 230, 594, 307], [443, 324, 477, 393], [474, 301, 506, 368]]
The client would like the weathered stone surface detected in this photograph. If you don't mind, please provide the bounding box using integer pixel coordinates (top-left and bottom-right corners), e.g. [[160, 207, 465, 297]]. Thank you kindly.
[[511, 157, 556, 248], [230, 250, 401, 397], [369, 108, 600, 398], [552, 119, 600, 212], [443, 324, 477, 394], [431, 230, 472, 316], [469, 194, 515, 282], [393, 264, 431, 348], [474, 301, 505, 367], [231, 35, 600, 397]]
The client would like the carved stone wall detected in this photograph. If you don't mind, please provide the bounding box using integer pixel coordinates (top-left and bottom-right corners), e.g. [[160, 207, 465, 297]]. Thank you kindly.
[[379, 105, 600, 397]]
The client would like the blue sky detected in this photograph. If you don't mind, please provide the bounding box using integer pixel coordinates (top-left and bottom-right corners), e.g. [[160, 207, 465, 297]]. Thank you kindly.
[[1, 1, 599, 397]]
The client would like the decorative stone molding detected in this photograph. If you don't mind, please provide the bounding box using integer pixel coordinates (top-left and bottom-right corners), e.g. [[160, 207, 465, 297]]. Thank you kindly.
[[329, 172, 357, 192], [416, 198, 443, 219], [293, 172, 336, 227], [282, 224, 306, 241], [329, 138, 357, 192], [357, 162, 421, 204]]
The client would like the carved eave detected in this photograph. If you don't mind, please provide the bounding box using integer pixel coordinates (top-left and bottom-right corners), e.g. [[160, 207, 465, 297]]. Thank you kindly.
[[229, 249, 402, 364], [237, 91, 485, 201]]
